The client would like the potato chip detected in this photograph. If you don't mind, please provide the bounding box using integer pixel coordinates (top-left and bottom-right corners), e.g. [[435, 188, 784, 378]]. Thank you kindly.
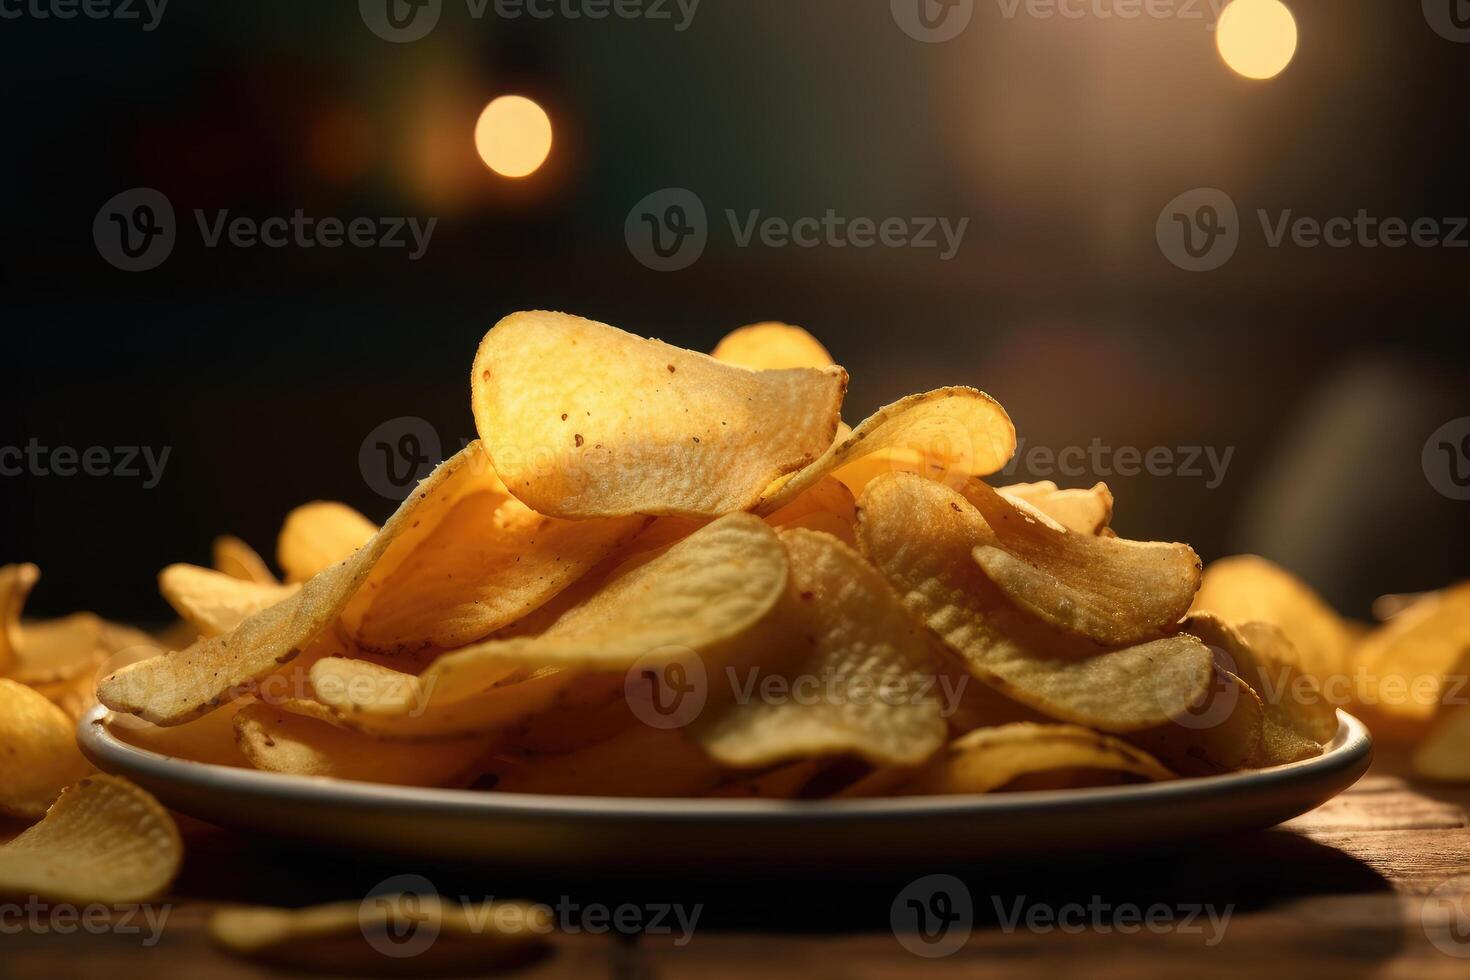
[[99, 445, 485, 726], [894, 723, 1174, 795], [856, 473, 1214, 731], [277, 501, 378, 584], [759, 387, 1017, 514], [384, 513, 790, 706], [696, 528, 948, 768], [964, 478, 1199, 646], [471, 311, 847, 518], [500, 673, 636, 754], [109, 700, 251, 768], [1125, 668, 1265, 775], [345, 442, 647, 652], [1356, 582, 1470, 721], [1192, 555, 1355, 685], [1187, 615, 1335, 765], [233, 704, 494, 786], [0, 564, 118, 685], [710, 759, 832, 799], [0, 679, 92, 819], [212, 535, 277, 585], [1413, 701, 1470, 782], [211, 895, 551, 974], [711, 321, 835, 370], [486, 727, 722, 797], [764, 475, 859, 546], [0, 562, 38, 675], [1000, 481, 1114, 535], [0, 775, 181, 904], [159, 564, 300, 638]]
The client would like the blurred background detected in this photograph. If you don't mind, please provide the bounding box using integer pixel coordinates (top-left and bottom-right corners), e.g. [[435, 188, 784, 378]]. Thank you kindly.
[[1, 0, 1466, 623]]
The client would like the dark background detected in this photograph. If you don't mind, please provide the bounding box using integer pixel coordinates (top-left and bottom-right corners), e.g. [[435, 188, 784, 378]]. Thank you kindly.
[[1, 0, 1466, 623]]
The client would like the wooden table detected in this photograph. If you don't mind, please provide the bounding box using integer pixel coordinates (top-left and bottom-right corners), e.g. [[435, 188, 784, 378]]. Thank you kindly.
[[6, 753, 1470, 979]]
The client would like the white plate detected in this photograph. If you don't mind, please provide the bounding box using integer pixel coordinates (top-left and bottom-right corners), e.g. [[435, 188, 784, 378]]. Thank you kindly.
[[79, 706, 1371, 869]]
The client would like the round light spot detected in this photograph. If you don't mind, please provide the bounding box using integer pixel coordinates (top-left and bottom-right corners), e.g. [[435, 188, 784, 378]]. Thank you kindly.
[[474, 96, 553, 178], [1216, 0, 1298, 80]]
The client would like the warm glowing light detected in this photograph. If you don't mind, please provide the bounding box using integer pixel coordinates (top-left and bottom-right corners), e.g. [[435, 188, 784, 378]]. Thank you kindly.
[[1216, 0, 1298, 80], [474, 95, 553, 178]]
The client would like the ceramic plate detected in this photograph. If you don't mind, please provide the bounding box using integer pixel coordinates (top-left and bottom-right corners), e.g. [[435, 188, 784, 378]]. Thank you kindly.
[[79, 705, 1371, 869]]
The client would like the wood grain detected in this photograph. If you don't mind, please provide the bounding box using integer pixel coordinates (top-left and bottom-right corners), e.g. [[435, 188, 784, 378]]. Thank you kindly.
[[5, 764, 1470, 978]]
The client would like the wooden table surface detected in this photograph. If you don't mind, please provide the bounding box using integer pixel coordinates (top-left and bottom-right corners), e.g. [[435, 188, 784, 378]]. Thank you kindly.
[[6, 750, 1470, 979]]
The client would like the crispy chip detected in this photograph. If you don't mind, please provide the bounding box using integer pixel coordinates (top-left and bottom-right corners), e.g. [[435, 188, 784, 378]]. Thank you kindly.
[[764, 475, 859, 546], [710, 759, 832, 799], [893, 723, 1174, 795], [0, 775, 181, 904], [1413, 700, 1470, 782], [109, 700, 251, 768], [1192, 555, 1355, 685], [0, 562, 38, 675], [759, 387, 1016, 514], [1124, 668, 1265, 775], [0, 564, 120, 685], [697, 528, 948, 768], [486, 727, 722, 797], [233, 704, 494, 786], [277, 501, 378, 584], [471, 311, 847, 518], [345, 443, 647, 652], [0, 679, 91, 819], [964, 478, 1200, 646], [1187, 615, 1334, 766], [856, 474, 1214, 731], [1357, 582, 1470, 721], [1000, 481, 1114, 535], [99, 446, 483, 726], [212, 535, 277, 584], [711, 321, 835, 370], [159, 564, 300, 638]]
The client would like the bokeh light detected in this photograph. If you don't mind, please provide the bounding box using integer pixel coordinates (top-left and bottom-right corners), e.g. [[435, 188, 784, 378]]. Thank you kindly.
[[474, 95, 553, 178], [1216, 0, 1298, 80]]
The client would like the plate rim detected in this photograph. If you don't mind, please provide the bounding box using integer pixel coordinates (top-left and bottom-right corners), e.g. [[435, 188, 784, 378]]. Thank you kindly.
[[78, 705, 1373, 823]]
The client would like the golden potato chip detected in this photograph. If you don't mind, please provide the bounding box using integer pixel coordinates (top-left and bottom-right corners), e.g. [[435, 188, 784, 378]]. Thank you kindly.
[[499, 673, 636, 754], [0, 678, 91, 819], [1357, 582, 1470, 721], [760, 387, 1017, 514], [233, 704, 494, 786], [486, 727, 722, 797], [159, 564, 300, 638], [387, 513, 790, 706], [711, 321, 835, 370], [0, 562, 38, 675], [211, 895, 551, 974], [1192, 555, 1355, 685], [710, 759, 831, 799], [345, 442, 647, 652], [471, 311, 847, 519], [856, 473, 1214, 731], [964, 478, 1199, 647], [896, 723, 1174, 795], [0, 775, 181, 904], [696, 528, 948, 768], [764, 475, 859, 546], [1413, 701, 1470, 782], [1186, 614, 1334, 766], [1000, 481, 1114, 535], [212, 535, 277, 585], [109, 700, 251, 768], [277, 501, 378, 583], [99, 445, 485, 726], [1125, 668, 1265, 775]]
